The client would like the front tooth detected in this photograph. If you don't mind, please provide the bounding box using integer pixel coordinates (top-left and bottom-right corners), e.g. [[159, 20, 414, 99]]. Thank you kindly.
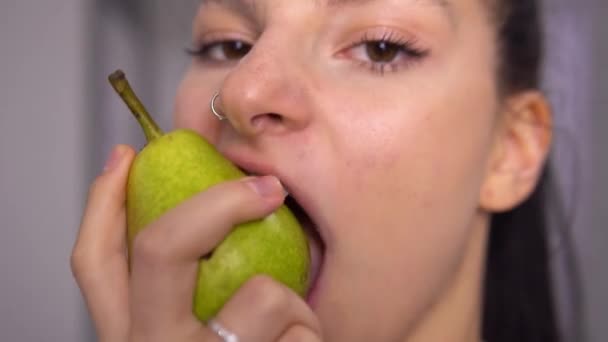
[[279, 181, 289, 197]]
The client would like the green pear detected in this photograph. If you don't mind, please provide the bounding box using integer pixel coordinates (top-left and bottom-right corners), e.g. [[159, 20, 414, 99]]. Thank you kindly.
[[108, 70, 310, 322]]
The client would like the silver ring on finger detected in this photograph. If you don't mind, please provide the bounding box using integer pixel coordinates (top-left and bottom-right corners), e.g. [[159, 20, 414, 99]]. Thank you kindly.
[[208, 319, 240, 342]]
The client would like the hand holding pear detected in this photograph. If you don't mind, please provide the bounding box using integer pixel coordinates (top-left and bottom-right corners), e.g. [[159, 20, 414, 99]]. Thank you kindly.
[[108, 70, 310, 322]]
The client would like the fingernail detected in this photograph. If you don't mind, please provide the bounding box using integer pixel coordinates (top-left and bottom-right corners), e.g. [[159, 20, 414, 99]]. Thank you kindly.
[[247, 176, 285, 197], [103, 146, 124, 173]]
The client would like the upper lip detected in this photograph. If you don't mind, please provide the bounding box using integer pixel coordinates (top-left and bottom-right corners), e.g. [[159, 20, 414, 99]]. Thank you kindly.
[[222, 151, 328, 245]]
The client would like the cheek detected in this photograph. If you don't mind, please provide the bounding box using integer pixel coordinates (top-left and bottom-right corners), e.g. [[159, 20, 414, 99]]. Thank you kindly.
[[326, 91, 495, 225], [313, 96, 496, 336], [172, 71, 219, 140], [320, 18, 500, 247], [318, 69, 497, 294]]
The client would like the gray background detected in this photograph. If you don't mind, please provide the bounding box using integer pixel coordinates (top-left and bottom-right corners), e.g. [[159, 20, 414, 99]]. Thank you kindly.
[[0, 0, 605, 341]]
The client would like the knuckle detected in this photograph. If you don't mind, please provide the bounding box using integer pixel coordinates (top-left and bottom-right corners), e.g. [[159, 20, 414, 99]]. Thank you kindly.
[[130, 228, 172, 266], [241, 275, 290, 316], [212, 179, 256, 206], [69, 249, 87, 278], [69, 248, 101, 284], [235, 179, 256, 196]]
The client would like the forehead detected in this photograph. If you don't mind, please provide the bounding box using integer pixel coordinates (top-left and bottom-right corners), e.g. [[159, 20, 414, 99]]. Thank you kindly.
[[322, 0, 450, 7], [201, 0, 452, 11], [200, 0, 456, 25]]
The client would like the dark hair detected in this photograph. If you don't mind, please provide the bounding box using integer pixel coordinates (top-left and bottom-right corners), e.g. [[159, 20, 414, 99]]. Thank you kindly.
[[493, 0, 543, 94], [482, 1, 579, 341]]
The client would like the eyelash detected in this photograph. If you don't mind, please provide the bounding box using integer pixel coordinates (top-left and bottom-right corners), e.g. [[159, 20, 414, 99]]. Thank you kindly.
[[185, 39, 251, 66], [186, 30, 429, 76], [344, 31, 429, 75]]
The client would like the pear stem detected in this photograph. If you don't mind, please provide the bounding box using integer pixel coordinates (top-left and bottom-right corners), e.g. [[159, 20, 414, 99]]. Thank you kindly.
[[108, 70, 163, 142]]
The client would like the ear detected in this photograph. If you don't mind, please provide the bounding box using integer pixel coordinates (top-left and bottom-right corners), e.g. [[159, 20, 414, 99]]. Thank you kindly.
[[479, 91, 553, 213]]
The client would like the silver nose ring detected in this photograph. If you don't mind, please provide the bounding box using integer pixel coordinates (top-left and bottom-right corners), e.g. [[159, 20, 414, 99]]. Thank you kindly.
[[210, 92, 227, 121]]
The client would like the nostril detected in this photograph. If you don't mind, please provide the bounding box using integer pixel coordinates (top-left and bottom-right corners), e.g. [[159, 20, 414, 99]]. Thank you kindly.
[[251, 113, 283, 129], [267, 113, 283, 123]]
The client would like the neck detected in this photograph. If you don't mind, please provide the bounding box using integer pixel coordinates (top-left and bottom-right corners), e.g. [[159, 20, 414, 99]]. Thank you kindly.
[[406, 213, 490, 342]]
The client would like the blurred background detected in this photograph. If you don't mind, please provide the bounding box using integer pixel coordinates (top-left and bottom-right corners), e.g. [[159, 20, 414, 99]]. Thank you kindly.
[[0, 0, 605, 341]]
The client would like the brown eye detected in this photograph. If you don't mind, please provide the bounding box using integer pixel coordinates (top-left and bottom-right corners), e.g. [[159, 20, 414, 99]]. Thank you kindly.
[[189, 40, 253, 61], [365, 41, 401, 63], [220, 41, 252, 60]]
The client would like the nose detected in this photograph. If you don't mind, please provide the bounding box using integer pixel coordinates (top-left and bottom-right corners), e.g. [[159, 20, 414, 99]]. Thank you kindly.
[[217, 37, 313, 138]]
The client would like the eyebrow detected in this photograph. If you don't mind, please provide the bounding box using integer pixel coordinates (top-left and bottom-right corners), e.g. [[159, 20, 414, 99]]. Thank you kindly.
[[200, 0, 257, 22], [326, 0, 449, 9], [200, 0, 453, 24], [328, 0, 454, 24]]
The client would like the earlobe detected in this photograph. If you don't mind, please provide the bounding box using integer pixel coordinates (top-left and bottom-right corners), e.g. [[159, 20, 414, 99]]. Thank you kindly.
[[479, 91, 553, 213]]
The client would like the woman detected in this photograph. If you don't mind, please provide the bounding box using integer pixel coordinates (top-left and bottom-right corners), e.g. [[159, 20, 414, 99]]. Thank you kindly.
[[71, 0, 566, 340]]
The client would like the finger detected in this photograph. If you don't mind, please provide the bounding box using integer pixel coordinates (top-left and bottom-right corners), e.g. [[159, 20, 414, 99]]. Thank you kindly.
[[212, 275, 321, 342], [134, 175, 286, 262], [70, 144, 136, 342], [129, 318, 216, 342], [74, 144, 135, 262], [279, 325, 322, 342], [128, 176, 286, 332]]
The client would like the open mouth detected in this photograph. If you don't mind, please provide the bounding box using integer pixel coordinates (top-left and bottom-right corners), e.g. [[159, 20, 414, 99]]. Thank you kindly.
[[237, 165, 327, 305], [284, 193, 326, 305]]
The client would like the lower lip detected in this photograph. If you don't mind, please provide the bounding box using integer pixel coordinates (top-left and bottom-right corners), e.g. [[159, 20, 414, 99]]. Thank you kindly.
[[306, 267, 322, 308], [290, 199, 325, 308], [305, 237, 324, 308]]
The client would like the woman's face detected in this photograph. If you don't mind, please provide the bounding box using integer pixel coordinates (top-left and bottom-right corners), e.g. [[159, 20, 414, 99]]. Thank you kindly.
[[175, 0, 501, 340]]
